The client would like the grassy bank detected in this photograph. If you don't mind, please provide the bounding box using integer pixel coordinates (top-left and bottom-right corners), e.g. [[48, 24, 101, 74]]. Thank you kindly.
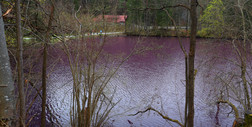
[[125, 29, 190, 37]]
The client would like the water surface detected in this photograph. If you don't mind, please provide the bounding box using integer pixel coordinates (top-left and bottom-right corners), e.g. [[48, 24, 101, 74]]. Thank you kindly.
[[26, 36, 251, 127]]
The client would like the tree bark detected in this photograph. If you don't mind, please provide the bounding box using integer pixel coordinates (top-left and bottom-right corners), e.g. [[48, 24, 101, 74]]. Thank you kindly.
[[186, 0, 190, 32], [0, 4, 16, 127], [16, 0, 26, 126], [124, 0, 127, 33], [238, 0, 250, 110], [41, 41, 48, 127], [188, 0, 198, 127], [41, 1, 54, 127]]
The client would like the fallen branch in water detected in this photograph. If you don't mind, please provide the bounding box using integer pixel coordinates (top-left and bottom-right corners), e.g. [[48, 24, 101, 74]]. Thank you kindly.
[[129, 107, 184, 127]]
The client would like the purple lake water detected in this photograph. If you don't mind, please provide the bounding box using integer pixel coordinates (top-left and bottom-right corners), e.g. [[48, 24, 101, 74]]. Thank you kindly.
[[24, 36, 252, 127]]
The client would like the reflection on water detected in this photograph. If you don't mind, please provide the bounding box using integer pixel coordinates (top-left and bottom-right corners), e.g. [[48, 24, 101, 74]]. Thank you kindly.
[[27, 36, 250, 127]]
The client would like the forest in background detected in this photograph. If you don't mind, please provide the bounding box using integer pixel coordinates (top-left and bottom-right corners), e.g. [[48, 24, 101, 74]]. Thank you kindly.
[[2, 0, 251, 40]]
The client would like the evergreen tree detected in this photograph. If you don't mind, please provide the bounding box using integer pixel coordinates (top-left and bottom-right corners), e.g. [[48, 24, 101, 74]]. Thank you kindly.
[[198, 0, 225, 37]]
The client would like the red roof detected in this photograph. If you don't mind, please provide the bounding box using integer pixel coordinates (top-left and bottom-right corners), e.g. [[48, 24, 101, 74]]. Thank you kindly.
[[93, 15, 127, 23]]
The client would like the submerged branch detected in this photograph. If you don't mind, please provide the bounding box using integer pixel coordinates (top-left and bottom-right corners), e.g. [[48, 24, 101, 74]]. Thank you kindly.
[[129, 107, 184, 127]]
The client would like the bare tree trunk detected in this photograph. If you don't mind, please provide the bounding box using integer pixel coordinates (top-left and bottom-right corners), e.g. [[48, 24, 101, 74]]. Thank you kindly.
[[41, 39, 48, 127], [238, 0, 250, 110], [0, 4, 16, 127], [41, 1, 55, 127], [16, 0, 26, 126], [124, 0, 127, 33], [186, 0, 190, 32], [187, 0, 198, 126], [241, 60, 250, 109], [185, 56, 189, 127]]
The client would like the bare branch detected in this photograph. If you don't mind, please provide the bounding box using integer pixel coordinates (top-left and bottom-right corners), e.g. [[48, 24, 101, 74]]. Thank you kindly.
[[217, 100, 239, 119], [74, 6, 82, 34], [162, 8, 187, 56], [2, 6, 14, 17], [162, 8, 189, 126], [2, 2, 15, 17], [129, 107, 184, 127], [198, 3, 204, 14]]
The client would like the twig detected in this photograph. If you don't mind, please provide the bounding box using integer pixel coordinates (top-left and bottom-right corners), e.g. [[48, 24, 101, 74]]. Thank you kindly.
[[217, 100, 239, 119], [129, 107, 184, 127], [0, 84, 7, 87], [74, 6, 82, 34], [26, 113, 38, 127], [2, 3, 14, 17]]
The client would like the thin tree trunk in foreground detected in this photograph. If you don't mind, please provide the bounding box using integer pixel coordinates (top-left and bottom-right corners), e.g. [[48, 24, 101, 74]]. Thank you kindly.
[[41, 39, 48, 127], [187, 0, 198, 127], [16, 0, 26, 126], [41, 2, 55, 127], [0, 4, 16, 127], [238, 0, 250, 110]]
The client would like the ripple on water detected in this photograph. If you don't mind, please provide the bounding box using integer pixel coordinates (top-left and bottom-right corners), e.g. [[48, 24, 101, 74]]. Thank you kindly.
[[29, 37, 243, 126]]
